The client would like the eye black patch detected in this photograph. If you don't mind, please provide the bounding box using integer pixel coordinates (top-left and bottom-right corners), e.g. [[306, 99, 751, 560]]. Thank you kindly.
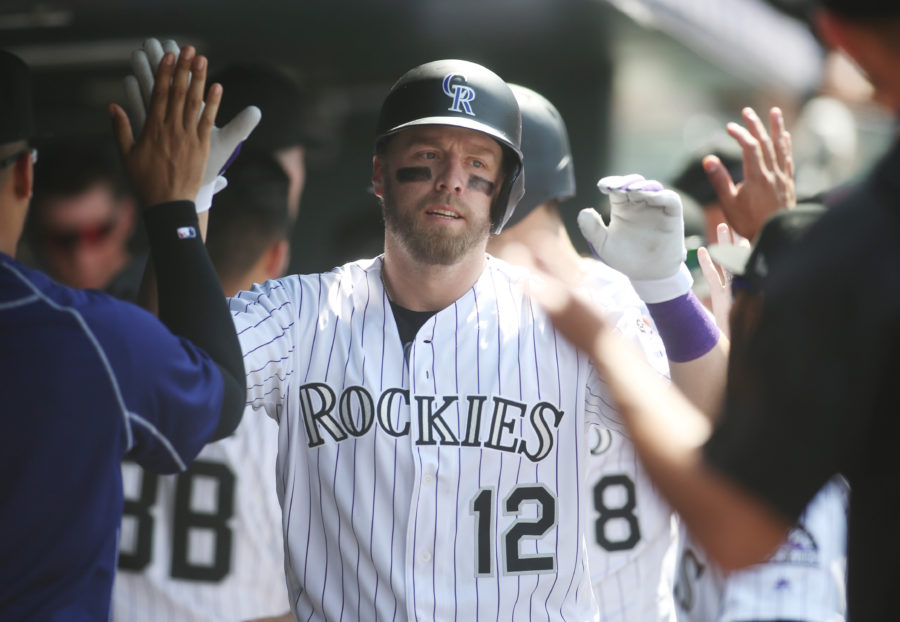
[[468, 176, 495, 195], [395, 167, 432, 183]]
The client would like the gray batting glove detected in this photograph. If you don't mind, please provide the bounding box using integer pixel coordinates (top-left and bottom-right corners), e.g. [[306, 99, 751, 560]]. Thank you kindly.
[[579, 174, 692, 303], [124, 38, 261, 212]]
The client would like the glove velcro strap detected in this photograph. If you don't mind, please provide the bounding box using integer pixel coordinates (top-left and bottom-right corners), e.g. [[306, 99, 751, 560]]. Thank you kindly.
[[629, 263, 693, 304]]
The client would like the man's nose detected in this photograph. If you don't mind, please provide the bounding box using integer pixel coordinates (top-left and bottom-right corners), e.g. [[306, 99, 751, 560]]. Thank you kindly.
[[434, 158, 466, 194]]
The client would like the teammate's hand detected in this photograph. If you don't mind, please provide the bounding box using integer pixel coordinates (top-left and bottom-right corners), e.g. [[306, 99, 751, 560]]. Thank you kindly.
[[125, 38, 261, 211], [703, 106, 796, 240], [696, 223, 750, 339], [110, 46, 220, 207], [579, 174, 692, 302]]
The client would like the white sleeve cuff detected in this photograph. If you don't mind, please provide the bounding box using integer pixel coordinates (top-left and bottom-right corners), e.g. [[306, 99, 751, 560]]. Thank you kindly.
[[630, 263, 694, 303], [193, 180, 216, 214]]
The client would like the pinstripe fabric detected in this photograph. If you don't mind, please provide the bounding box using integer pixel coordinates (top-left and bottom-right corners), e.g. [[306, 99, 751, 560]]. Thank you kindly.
[[575, 258, 679, 622], [229, 255, 622, 621], [113, 409, 289, 622], [675, 477, 849, 622]]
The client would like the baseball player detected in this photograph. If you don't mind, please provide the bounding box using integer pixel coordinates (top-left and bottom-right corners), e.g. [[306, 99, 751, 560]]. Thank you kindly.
[[225, 58, 667, 621], [0, 46, 247, 621], [487, 84, 678, 622], [114, 154, 294, 622], [571, 103, 850, 621]]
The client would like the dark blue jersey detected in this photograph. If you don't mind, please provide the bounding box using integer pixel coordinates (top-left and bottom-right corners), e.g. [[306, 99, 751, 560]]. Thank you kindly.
[[0, 253, 224, 621]]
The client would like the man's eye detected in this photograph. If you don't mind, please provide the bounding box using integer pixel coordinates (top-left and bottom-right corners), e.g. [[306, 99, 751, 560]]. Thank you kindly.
[[472, 159, 484, 168], [422, 152, 436, 160]]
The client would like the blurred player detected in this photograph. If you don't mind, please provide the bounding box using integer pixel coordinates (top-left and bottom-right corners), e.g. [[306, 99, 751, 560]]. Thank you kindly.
[[114, 153, 294, 622], [533, 0, 900, 612], [212, 60, 312, 223], [25, 138, 143, 298], [487, 83, 677, 622], [0, 45, 246, 621]]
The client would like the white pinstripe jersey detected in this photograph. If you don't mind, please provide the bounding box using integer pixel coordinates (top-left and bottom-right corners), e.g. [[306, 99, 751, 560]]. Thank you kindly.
[[577, 259, 679, 622], [228, 254, 635, 621], [113, 409, 290, 622], [675, 477, 848, 622]]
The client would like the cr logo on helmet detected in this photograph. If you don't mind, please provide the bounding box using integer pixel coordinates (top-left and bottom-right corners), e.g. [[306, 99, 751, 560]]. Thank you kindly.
[[442, 74, 476, 116]]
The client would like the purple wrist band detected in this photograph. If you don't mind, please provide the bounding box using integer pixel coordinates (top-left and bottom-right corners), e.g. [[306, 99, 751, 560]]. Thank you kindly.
[[645, 291, 719, 362]]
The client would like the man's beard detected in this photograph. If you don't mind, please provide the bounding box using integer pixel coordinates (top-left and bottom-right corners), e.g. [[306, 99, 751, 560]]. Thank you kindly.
[[381, 179, 491, 266]]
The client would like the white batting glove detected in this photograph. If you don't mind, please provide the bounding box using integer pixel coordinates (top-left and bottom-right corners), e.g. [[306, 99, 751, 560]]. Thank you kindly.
[[579, 174, 692, 303], [124, 38, 261, 213]]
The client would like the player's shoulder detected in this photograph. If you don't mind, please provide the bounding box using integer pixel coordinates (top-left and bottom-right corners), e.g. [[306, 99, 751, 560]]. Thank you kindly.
[[0, 254, 161, 335]]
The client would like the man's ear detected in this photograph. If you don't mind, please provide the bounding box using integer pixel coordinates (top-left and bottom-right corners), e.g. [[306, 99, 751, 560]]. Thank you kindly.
[[13, 152, 33, 200], [264, 238, 290, 280], [372, 155, 385, 199]]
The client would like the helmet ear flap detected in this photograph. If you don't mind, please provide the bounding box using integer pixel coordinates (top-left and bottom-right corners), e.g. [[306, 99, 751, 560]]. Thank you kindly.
[[374, 59, 524, 234], [490, 145, 525, 234]]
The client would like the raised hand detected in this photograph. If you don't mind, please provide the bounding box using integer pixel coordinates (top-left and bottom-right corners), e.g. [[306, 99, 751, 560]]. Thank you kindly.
[[124, 38, 261, 209], [703, 107, 796, 240], [696, 223, 750, 338], [579, 174, 692, 302], [110, 46, 221, 207]]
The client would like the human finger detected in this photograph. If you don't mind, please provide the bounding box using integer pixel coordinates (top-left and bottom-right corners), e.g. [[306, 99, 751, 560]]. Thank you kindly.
[[109, 103, 135, 159], [167, 46, 196, 123], [742, 107, 776, 172], [714, 223, 736, 283], [184, 54, 208, 129], [727, 122, 766, 182], [769, 107, 789, 173], [697, 246, 731, 336], [199, 82, 222, 142], [123, 75, 146, 137], [782, 130, 795, 180], [702, 154, 737, 207]]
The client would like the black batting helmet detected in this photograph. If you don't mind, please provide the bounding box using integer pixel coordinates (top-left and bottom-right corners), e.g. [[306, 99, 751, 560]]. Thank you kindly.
[[504, 84, 576, 229], [375, 59, 524, 234]]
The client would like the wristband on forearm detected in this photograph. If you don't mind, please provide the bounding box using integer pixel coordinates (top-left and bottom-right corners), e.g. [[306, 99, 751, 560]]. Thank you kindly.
[[645, 289, 720, 362], [143, 200, 246, 438]]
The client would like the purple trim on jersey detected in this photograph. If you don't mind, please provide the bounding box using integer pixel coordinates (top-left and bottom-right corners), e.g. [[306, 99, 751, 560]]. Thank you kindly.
[[411, 445, 424, 618], [300, 277, 322, 616], [353, 265, 371, 622], [645, 291, 719, 362], [507, 277, 526, 618], [242, 318, 294, 355], [428, 317, 440, 621], [473, 287, 483, 622], [489, 267, 503, 613], [389, 311, 404, 622], [237, 299, 292, 335], [370, 273, 387, 619], [331, 444, 343, 621], [390, 438, 400, 622], [528, 296, 542, 621], [543, 326, 563, 619], [334, 283, 359, 622], [452, 302, 462, 622], [560, 351, 583, 617], [319, 271, 344, 618]]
